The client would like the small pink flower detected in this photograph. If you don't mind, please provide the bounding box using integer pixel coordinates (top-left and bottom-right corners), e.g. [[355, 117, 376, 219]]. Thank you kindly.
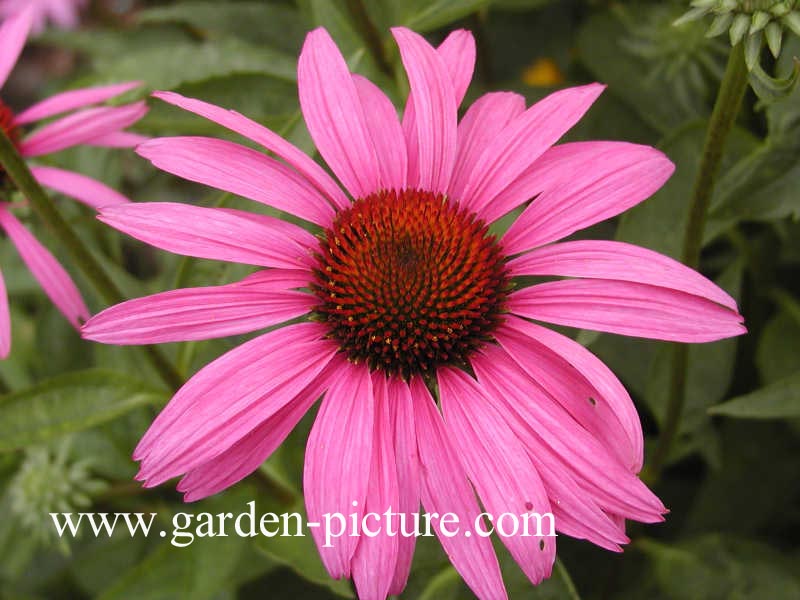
[[0, 7, 146, 357], [0, 0, 87, 34], [82, 27, 745, 600]]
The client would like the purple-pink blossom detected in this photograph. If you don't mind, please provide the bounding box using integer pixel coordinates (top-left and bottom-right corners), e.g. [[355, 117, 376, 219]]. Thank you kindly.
[[82, 26, 745, 600], [0, 6, 146, 357], [0, 0, 87, 33]]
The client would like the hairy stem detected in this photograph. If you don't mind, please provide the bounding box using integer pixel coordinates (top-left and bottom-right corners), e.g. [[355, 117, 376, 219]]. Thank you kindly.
[[0, 129, 183, 391], [647, 43, 749, 479]]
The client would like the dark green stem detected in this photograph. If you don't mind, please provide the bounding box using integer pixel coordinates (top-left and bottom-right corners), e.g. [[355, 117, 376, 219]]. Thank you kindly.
[[647, 43, 749, 479], [556, 558, 582, 600], [0, 129, 183, 391]]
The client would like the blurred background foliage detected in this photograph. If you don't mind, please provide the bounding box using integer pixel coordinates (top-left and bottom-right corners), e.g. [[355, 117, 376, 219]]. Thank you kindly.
[[1, 0, 799, 598]]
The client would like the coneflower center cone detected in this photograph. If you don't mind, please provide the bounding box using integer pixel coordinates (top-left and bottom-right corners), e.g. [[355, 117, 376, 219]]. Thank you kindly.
[[313, 189, 510, 380], [0, 99, 19, 145], [0, 99, 20, 184]]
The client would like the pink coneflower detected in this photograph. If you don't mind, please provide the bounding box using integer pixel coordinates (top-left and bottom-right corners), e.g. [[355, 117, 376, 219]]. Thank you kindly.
[[82, 27, 745, 600], [0, 0, 87, 33], [0, 7, 146, 357]]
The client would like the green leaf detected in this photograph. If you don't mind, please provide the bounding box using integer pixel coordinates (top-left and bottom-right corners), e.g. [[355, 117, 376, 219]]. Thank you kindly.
[[140, 73, 299, 136], [615, 121, 757, 257], [640, 261, 742, 466], [253, 502, 354, 598], [304, 0, 385, 84], [492, 0, 557, 10], [70, 529, 149, 596], [756, 311, 800, 384], [397, 0, 490, 33], [39, 26, 191, 60], [577, 9, 710, 134], [638, 534, 800, 599], [84, 38, 297, 91], [0, 370, 166, 451], [414, 548, 581, 599], [417, 566, 463, 600], [137, 1, 306, 53], [707, 37, 800, 236], [708, 371, 800, 419], [98, 488, 261, 600]]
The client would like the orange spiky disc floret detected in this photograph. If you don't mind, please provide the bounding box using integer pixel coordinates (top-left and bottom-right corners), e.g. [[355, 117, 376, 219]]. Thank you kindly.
[[313, 188, 510, 380], [0, 99, 19, 146], [0, 99, 20, 183]]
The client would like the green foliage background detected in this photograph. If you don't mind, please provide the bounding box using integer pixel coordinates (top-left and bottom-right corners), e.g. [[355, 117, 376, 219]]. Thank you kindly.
[[1, 0, 799, 598]]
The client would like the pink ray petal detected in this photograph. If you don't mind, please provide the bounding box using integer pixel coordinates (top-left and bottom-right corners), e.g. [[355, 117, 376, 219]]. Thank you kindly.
[[439, 368, 556, 585], [0, 6, 33, 89], [510, 279, 746, 343], [387, 377, 420, 595], [392, 27, 458, 195], [0, 267, 10, 358], [509, 240, 738, 311], [0, 206, 89, 329], [472, 344, 666, 523], [86, 130, 148, 148], [13, 81, 141, 125], [305, 361, 374, 579], [135, 323, 337, 485], [488, 141, 675, 225], [298, 28, 381, 200], [151, 91, 349, 210], [351, 374, 400, 600], [403, 29, 475, 189], [496, 316, 643, 472], [136, 136, 335, 226], [501, 142, 675, 253], [449, 92, 526, 204], [30, 166, 129, 210], [460, 84, 605, 217], [97, 202, 317, 270], [236, 268, 312, 290], [480, 141, 619, 223], [353, 74, 407, 192], [82, 282, 314, 345], [410, 376, 507, 600], [436, 29, 476, 105], [19, 102, 148, 157], [177, 356, 342, 502], [471, 348, 631, 551]]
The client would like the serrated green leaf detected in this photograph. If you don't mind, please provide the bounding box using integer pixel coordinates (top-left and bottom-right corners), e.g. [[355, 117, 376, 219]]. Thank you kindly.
[[0, 370, 166, 451]]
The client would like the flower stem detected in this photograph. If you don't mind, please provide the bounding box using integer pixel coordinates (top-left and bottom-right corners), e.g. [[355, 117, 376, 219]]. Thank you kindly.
[[556, 558, 582, 600], [647, 43, 749, 479], [0, 129, 183, 391]]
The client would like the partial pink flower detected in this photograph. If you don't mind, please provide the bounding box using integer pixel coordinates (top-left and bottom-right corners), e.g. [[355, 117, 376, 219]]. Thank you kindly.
[[0, 0, 87, 34], [0, 7, 145, 357], [82, 27, 745, 600]]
